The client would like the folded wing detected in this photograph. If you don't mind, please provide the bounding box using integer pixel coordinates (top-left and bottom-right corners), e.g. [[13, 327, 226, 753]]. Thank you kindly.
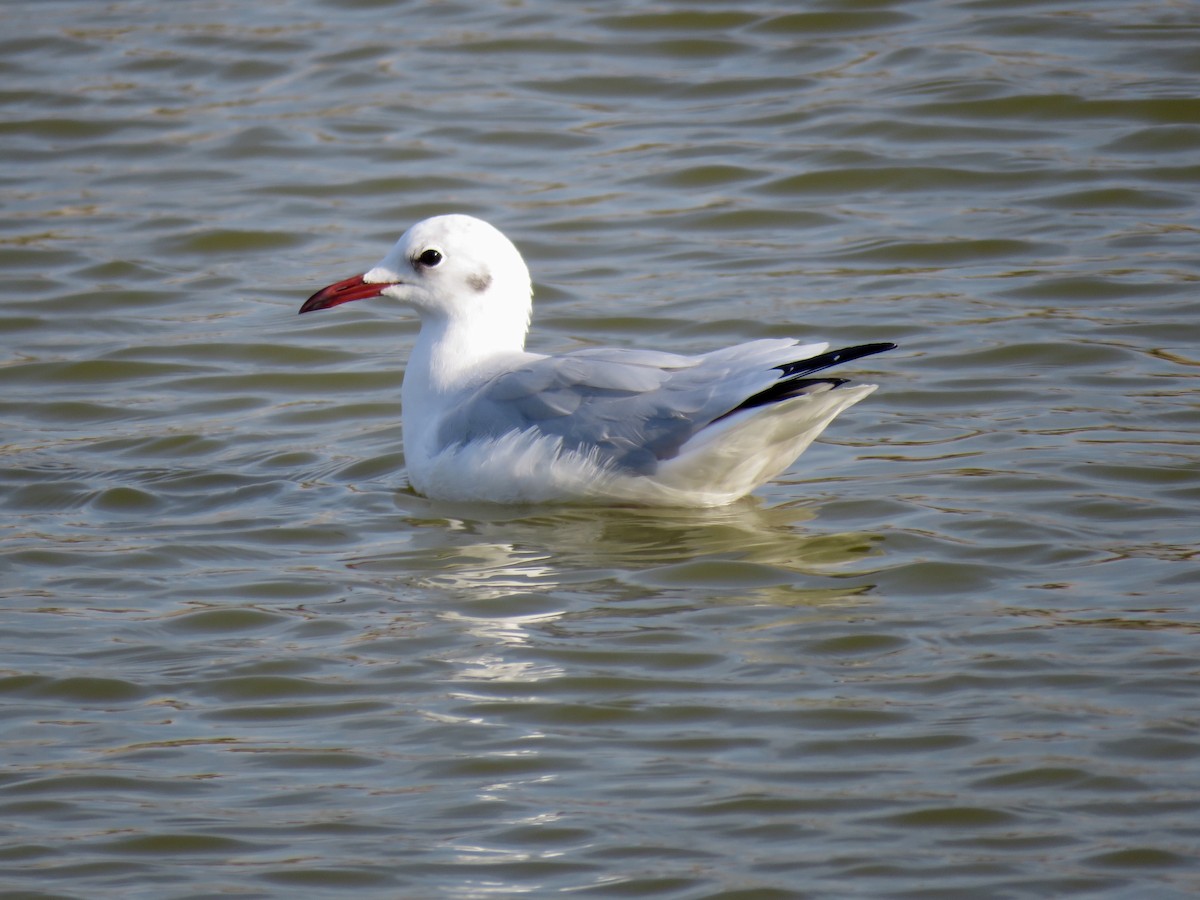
[[436, 339, 893, 475]]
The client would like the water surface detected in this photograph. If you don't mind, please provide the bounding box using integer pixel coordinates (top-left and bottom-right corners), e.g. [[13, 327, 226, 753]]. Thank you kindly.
[[3, 1, 1200, 897]]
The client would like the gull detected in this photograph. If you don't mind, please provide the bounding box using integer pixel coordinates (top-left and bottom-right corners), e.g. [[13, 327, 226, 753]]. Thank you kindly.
[[300, 214, 894, 507]]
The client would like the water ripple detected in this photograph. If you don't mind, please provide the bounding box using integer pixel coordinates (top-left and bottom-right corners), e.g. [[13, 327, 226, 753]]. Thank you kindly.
[[2, 0, 1199, 897]]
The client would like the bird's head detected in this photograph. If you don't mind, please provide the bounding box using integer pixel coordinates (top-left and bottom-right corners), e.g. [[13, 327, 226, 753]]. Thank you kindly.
[[300, 214, 533, 347]]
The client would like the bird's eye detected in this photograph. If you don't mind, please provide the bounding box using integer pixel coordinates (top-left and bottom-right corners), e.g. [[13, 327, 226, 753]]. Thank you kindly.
[[416, 248, 443, 268]]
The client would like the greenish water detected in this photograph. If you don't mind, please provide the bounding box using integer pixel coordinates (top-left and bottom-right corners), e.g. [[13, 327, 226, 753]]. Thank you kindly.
[[3, 1, 1199, 897]]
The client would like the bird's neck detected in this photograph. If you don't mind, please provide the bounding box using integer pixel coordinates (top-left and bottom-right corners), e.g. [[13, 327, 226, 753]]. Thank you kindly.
[[400, 311, 529, 474], [404, 311, 528, 402]]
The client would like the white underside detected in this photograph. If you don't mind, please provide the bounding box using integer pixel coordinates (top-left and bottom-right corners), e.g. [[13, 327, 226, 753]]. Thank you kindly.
[[406, 384, 878, 507]]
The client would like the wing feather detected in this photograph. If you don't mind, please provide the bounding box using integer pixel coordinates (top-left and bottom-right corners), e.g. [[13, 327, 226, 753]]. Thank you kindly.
[[436, 340, 889, 475]]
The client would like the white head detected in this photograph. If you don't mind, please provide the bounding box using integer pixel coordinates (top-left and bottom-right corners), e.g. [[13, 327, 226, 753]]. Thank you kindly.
[[300, 214, 533, 351]]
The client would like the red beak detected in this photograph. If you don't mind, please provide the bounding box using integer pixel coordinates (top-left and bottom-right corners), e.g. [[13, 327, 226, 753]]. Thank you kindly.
[[299, 274, 395, 314]]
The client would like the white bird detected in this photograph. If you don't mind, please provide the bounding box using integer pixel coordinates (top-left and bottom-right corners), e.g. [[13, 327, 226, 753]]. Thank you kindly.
[[300, 214, 894, 507]]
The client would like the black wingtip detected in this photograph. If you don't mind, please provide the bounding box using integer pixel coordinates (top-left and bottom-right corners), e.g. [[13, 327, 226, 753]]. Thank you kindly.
[[712, 377, 850, 423], [723, 341, 896, 417], [775, 341, 896, 379]]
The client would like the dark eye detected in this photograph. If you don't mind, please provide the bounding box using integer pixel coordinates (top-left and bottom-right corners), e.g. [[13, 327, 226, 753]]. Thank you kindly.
[[416, 248, 443, 268]]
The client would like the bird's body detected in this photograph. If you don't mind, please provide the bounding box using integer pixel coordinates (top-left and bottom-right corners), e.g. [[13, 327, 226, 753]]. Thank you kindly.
[[300, 214, 893, 507]]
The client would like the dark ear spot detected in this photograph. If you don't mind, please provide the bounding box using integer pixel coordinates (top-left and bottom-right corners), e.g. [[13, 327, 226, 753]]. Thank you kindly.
[[467, 271, 492, 293]]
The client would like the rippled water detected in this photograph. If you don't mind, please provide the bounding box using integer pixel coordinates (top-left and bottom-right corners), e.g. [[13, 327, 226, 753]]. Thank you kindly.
[[3, 1, 1200, 896]]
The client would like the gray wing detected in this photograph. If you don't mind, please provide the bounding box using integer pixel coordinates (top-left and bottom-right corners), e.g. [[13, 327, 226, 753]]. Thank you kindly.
[[437, 339, 830, 474]]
